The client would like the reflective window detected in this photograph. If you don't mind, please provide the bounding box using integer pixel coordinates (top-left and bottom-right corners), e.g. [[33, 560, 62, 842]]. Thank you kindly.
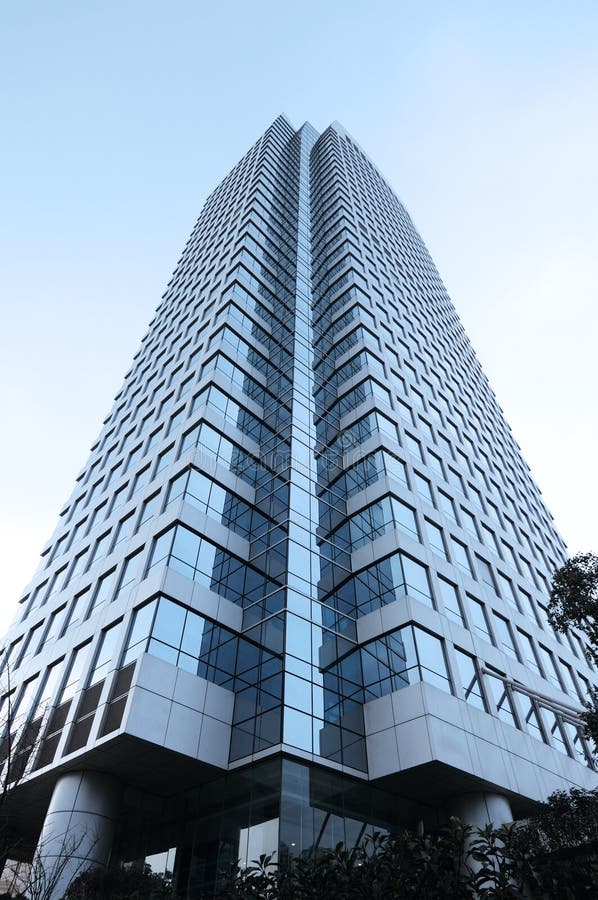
[[147, 523, 279, 607], [454, 649, 486, 710], [517, 630, 541, 675], [436, 577, 464, 626], [425, 519, 447, 560], [115, 550, 143, 600], [493, 613, 519, 660], [518, 695, 546, 743], [485, 670, 517, 727], [467, 596, 491, 643], [451, 538, 472, 576]]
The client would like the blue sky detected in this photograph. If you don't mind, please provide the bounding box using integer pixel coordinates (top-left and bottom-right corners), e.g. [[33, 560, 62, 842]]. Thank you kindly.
[[1, 1, 597, 630]]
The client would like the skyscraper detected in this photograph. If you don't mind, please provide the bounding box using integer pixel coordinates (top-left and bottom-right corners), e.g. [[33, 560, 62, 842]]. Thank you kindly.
[[1, 115, 596, 897]]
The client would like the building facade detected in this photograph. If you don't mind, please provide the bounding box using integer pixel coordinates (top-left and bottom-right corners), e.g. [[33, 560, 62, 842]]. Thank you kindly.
[[1, 115, 596, 897]]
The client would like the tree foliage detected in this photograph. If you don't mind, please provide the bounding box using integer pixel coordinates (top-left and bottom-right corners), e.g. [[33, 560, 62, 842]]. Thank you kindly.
[[217, 790, 598, 900], [549, 552, 598, 753], [549, 552, 598, 665], [63, 863, 174, 899]]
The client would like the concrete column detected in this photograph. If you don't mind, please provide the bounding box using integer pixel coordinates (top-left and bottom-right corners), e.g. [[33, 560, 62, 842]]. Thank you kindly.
[[449, 792, 512, 828], [33, 770, 120, 899]]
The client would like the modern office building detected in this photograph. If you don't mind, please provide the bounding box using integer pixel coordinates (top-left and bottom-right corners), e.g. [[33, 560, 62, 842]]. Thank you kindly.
[[1, 115, 596, 897]]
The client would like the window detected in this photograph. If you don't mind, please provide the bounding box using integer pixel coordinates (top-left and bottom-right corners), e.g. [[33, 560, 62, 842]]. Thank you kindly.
[[59, 643, 91, 704], [518, 695, 546, 742], [64, 548, 88, 585], [392, 497, 419, 540], [42, 605, 67, 647], [485, 670, 517, 727], [362, 625, 452, 694], [115, 550, 143, 600], [451, 538, 472, 576], [425, 519, 447, 560], [17, 622, 44, 668], [125, 445, 143, 473], [496, 572, 519, 611], [167, 407, 186, 437], [454, 649, 485, 710], [467, 596, 492, 643], [66, 625, 122, 753], [477, 556, 495, 591], [88, 570, 117, 617], [156, 444, 175, 475], [88, 532, 111, 569], [399, 554, 433, 606], [137, 492, 161, 530], [110, 483, 128, 515], [537, 644, 563, 691], [404, 432, 422, 461], [493, 614, 519, 659], [460, 508, 478, 538], [562, 720, 590, 765], [436, 577, 464, 626], [62, 589, 90, 635], [428, 450, 443, 477], [147, 427, 163, 451], [559, 661, 582, 700], [543, 709, 568, 755], [438, 490, 457, 522], [114, 512, 135, 547], [413, 472, 432, 503], [517, 630, 541, 675]]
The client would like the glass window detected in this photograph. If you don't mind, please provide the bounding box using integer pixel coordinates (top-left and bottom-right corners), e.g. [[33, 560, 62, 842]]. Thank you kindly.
[[543, 709, 568, 755], [517, 630, 541, 675], [537, 644, 563, 691], [17, 622, 44, 668], [460, 508, 478, 539], [401, 555, 432, 605], [131, 465, 151, 496], [436, 577, 464, 626], [89, 570, 116, 616], [518, 694, 546, 743], [88, 623, 122, 686], [413, 472, 432, 503], [493, 614, 519, 659], [485, 670, 517, 727], [12, 675, 40, 723], [115, 550, 143, 600], [437, 490, 457, 522], [453, 649, 485, 709], [114, 512, 134, 547], [153, 597, 186, 647], [392, 498, 419, 539], [32, 660, 64, 719], [476, 557, 496, 591], [559, 661, 582, 700], [425, 519, 447, 559], [562, 720, 589, 765], [404, 433, 422, 461], [122, 599, 158, 665], [156, 444, 175, 474], [110, 483, 128, 515], [451, 538, 472, 576], [467, 596, 492, 643], [496, 572, 519, 610], [138, 492, 161, 530], [43, 605, 67, 647], [413, 627, 451, 693], [59, 644, 91, 704]]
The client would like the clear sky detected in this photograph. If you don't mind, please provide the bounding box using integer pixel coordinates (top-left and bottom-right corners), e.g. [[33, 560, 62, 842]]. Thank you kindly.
[[1, 1, 597, 634]]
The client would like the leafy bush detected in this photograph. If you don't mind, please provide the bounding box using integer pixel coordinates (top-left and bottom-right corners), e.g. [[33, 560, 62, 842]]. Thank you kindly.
[[63, 863, 173, 900]]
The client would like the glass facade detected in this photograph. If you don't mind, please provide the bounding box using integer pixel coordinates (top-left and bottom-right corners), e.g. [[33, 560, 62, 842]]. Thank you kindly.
[[0, 115, 596, 897]]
